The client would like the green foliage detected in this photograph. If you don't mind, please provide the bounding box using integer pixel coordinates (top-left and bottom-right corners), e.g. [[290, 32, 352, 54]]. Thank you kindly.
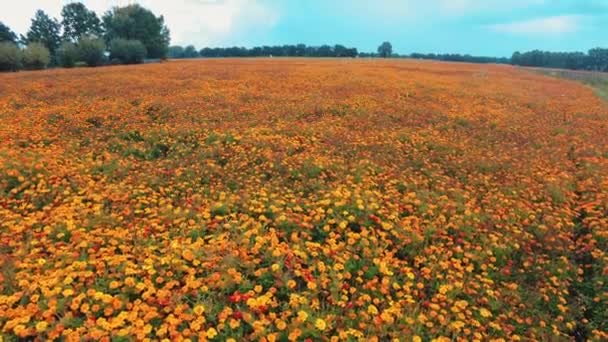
[[198, 44, 358, 58], [102, 4, 170, 59], [109, 39, 147, 64], [25, 10, 61, 55], [78, 36, 106, 67], [57, 41, 79, 68], [377, 41, 393, 58], [546, 183, 567, 204], [0, 21, 18, 44], [409, 52, 510, 64], [183, 45, 198, 58], [168, 45, 185, 59], [588, 48, 608, 72], [512, 48, 608, 71], [61, 2, 102, 42], [0, 42, 21, 71], [22, 42, 51, 70]]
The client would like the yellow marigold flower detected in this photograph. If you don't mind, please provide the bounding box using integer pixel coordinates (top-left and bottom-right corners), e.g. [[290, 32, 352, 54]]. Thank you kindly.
[[182, 249, 194, 262], [193, 305, 205, 315], [271, 263, 280, 272], [451, 320, 465, 330], [413, 336, 422, 342], [35, 321, 48, 332], [254, 285, 263, 293], [13, 325, 26, 336], [479, 308, 492, 318], [380, 311, 393, 323], [276, 319, 287, 330], [307, 281, 317, 290], [288, 329, 302, 341], [229, 319, 240, 329], [455, 300, 468, 309], [206, 327, 218, 339], [287, 280, 296, 289], [125, 277, 136, 287], [367, 304, 379, 315], [109, 280, 120, 289], [297, 310, 308, 322], [315, 318, 327, 331], [227, 339, 237, 342], [432, 337, 451, 342]]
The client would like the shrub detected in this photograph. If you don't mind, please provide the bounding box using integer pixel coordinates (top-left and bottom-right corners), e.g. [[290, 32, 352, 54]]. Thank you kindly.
[[22, 42, 51, 70], [78, 36, 106, 67], [57, 41, 79, 68], [109, 39, 146, 64], [0, 42, 21, 71]]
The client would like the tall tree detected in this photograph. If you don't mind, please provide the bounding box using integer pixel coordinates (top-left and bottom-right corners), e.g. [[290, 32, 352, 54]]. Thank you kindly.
[[61, 2, 102, 42], [183, 45, 198, 58], [102, 4, 170, 59], [25, 10, 61, 54], [168, 45, 185, 59], [377, 41, 392, 58], [588, 48, 608, 72], [0, 21, 18, 44]]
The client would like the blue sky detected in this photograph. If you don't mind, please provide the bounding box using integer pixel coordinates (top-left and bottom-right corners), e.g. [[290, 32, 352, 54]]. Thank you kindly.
[[2, 0, 607, 57]]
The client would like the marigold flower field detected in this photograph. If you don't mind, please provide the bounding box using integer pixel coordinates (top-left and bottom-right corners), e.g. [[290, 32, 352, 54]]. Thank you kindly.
[[0, 59, 607, 341]]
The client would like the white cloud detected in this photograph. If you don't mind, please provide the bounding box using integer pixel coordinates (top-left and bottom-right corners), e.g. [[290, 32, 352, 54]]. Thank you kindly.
[[0, 0, 280, 47], [134, 0, 280, 47], [487, 15, 584, 35]]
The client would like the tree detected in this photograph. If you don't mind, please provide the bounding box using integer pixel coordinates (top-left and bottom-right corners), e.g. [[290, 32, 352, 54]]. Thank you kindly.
[[25, 10, 61, 55], [197, 43, 360, 58], [109, 38, 147, 64], [168, 45, 184, 58], [377, 41, 392, 58], [0, 21, 18, 44], [61, 2, 102, 42], [334, 44, 348, 57], [183, 45, 198, 58], [511, 51, 521, 66], [22, 42, 51, 69], [78, 36, 106, 66], [57, 41, 79, 67], [0, 42, 21, 71], [588, 48, 608, 72], [102, 4, 170, 59]]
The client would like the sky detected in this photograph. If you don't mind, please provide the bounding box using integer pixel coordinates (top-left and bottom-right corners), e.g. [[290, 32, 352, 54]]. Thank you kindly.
[[1, 0, 606, 57]]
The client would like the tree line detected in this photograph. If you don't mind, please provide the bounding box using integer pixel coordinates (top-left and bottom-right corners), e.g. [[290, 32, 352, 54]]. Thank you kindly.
[[167, 39, 608, 73], [169, 44, 358, 58], [0, 2, 169, 71], [511, 49, 608, 71]]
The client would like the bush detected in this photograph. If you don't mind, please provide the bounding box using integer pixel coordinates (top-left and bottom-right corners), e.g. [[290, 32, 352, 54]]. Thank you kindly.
[[57, 41, 79, 68], [0, 42, 21, 72], [78, 36, 106, 67], [109, 39, 146, 64], [22, 43, 51, 70]]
